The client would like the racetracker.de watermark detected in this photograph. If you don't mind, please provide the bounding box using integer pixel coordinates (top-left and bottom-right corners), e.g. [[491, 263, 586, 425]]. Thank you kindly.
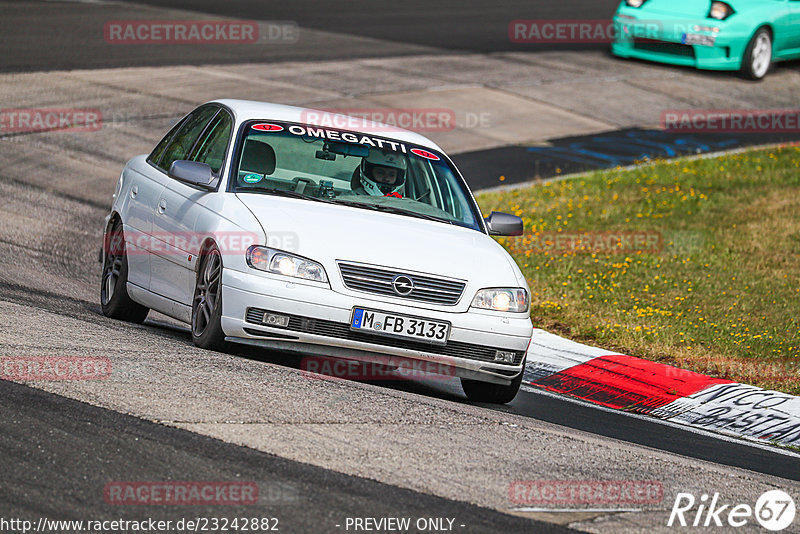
[[299, 108, 491, 133], [300, 356, 457, 382], [664, 359, 800, 384], [508, 231, 663, 255], [104, 231, 298, 256], [301, 108, 455, 133], [661, 109, 800, 133], [104, 482, 259, 506], [0, 108, 102, 134], [509, 480, 664, 506], [104, 20, 298, 44], [509, 19, 660, 43], [0, 357, 111, 381]]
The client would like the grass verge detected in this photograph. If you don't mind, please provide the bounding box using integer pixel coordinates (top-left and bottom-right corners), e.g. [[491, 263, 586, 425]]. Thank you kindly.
[[476, 146, 800, 395]]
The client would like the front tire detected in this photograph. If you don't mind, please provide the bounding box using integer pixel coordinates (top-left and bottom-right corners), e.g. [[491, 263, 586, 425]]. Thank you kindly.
[[740, 28, 772, 80], [191, 244, 228, 351], [461, 360, 525, 404], [100, 219, 149, 323]]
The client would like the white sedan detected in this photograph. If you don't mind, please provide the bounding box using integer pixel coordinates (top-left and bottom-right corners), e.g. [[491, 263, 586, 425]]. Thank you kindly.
[[101, 99, 532, 403]]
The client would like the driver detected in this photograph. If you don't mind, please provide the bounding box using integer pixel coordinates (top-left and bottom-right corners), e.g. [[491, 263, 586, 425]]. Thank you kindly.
[[357, 149, 407, 197]]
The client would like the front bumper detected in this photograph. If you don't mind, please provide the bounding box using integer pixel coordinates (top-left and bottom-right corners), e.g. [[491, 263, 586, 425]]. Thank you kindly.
[[612, 12, 749, 71], [220, 268, 533, 385]]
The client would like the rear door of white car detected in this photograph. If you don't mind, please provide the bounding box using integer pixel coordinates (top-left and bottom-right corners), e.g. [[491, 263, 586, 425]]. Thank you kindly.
[[150, 106, 234, 305], [120, 124, 184, 290]]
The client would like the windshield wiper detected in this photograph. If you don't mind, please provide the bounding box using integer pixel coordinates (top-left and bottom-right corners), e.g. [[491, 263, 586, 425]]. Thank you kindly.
[[330, 199, 454, 224], [237, 189, 455, 225], [236, 187, 331, 203]]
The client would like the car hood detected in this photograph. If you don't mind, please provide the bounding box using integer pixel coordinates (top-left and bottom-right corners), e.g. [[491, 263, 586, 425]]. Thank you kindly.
[[235, 193, 523, 287]]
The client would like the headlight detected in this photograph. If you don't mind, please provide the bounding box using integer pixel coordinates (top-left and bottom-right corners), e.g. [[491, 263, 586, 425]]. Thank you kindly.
[[471, 288, 529, 313], [708, 1, 733, 20], [625, 0, 647, 8], [246, 246, 328, 283]]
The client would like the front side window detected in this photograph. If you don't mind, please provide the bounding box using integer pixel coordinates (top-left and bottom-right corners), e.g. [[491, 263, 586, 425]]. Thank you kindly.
[[148, 117, 186, 166], [230, 121, 482, 231], [155, 105, 219, 172], [189, 110, 233, 175]]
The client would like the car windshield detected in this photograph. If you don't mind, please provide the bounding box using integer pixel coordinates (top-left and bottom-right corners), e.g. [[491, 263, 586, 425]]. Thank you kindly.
[[230, 121, 482, 230]]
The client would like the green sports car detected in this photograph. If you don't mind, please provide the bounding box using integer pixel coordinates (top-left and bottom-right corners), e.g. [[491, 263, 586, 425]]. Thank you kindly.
[[612, 0, 800, 79]]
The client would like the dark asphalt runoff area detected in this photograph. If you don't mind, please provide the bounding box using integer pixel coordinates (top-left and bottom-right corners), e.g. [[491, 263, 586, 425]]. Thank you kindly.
[[0, 378, 573, 533], [118, 0, 621, 53], [1, 0, 621, 73], [1, 2, 799, 531], [453, 129, 800, 189]]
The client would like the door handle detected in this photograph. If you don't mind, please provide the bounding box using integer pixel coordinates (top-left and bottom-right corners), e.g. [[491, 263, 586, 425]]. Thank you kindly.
[[157, 199, 167, 213], [130, 185, 138, 199]]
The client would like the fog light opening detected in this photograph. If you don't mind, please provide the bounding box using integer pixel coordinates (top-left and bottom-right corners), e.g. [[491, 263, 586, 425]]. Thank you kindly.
[[262, 312, 290, 328], [494, 350, 515, 363]]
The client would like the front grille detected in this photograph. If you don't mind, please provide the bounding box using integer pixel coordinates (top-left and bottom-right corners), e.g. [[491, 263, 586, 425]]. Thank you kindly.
[[633, 39, 695, 58], [245, 307, 524, 365], [338, 262, 466, 306]]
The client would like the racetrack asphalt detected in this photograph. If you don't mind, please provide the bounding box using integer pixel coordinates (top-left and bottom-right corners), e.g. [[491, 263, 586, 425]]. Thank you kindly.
[[0, 378, 573, 533], [2, 1, 800, 532]]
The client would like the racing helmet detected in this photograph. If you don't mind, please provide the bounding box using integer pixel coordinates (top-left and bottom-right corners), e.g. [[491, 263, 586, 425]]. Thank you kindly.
[[359, 149, 407, 196]]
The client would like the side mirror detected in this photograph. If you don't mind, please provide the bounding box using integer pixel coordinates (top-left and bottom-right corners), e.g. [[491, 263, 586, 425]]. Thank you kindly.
[[168, 160, 215, 190], [484, 211, 524, 236]]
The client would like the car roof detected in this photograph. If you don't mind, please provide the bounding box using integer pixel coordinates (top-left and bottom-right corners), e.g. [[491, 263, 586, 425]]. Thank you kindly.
[[211, 99, 445, 153]]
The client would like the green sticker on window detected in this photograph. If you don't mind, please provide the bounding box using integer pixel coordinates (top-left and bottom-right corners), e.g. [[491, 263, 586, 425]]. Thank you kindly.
[[243, 173, 262, 184]]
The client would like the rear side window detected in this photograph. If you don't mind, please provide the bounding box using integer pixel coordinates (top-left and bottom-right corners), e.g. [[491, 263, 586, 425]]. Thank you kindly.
[[189, 110, 233, 175], [155, 106, 220, 173]]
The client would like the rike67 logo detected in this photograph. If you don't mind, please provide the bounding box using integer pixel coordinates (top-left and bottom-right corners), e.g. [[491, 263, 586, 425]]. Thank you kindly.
[[668, 490, 795, 531]]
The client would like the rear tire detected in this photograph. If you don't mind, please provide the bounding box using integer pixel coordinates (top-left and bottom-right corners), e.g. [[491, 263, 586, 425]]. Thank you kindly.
[[100, 219, 149, 323], [191, 244, 228, 351], [461, 359, 525, 404], [740, 28, 772, 80]]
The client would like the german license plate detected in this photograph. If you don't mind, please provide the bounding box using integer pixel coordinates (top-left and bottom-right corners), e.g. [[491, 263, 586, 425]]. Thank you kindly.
[[350, 308, 450, 345]]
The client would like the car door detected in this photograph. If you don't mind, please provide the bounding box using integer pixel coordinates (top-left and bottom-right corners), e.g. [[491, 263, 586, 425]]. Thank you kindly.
[[786, 0, 800, 56], [120, 117, 188, 290], [771, 0, 800, 57], [150, 107, 233, 306]]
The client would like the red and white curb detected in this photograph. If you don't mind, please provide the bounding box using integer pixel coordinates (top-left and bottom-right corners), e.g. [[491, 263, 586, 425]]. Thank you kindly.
[[524, 329, 800, 448]]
